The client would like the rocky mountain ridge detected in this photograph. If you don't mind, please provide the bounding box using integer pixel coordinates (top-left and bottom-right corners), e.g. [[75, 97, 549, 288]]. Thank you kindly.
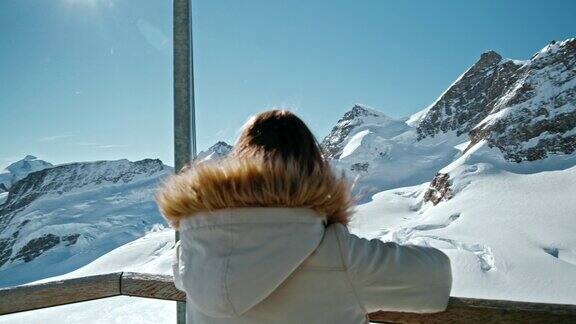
[[416, 50, 524, 139], [471, 39, 576, 162], [321, 104, 397, 159], [321, 38, 575, 201], [416, 38, 575, 162], [0, 158, 171, 285]]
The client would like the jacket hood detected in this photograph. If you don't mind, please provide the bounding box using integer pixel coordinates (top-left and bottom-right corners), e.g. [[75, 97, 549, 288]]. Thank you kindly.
[[156, 157, 353, 229], [176, 207, 326, 317]]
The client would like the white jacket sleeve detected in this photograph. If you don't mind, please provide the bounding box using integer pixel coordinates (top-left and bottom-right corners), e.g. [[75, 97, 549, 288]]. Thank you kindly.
[[334, 224, 452, 314], [172, 240, 185, 292]]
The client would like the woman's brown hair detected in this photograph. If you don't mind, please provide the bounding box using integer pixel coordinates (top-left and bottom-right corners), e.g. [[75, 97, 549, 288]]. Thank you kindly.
[[156, 110, 353, 228], [232, 110, 324, 174]]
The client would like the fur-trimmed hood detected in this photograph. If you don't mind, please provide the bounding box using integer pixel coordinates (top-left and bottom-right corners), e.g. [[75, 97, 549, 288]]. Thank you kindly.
[[156, 158, 353, 229]]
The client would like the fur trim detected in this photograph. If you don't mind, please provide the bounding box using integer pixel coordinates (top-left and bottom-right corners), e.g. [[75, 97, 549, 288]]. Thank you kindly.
[[156, 158, 354, 229]]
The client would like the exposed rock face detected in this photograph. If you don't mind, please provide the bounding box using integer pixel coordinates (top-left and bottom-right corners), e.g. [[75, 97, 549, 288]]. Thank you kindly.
[[321, 105, 385, 159], [417, 51, 524, 139], [417, 38, 575, 163], [423, 173, 452, 205], [350, 162, 370, 172], [472, 39, 576, 162], [62, 234, 80, 246], [12, 234, 61, 263]]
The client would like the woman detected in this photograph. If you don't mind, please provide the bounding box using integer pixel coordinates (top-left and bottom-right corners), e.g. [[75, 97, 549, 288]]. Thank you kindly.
[[157, 110, 452, 324]]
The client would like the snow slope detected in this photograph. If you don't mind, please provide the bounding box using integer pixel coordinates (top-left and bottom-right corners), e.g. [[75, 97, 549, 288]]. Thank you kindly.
[[0, 229, 176, 324]]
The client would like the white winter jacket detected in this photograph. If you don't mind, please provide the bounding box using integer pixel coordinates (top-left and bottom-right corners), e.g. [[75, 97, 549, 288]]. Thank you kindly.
[[173, 207, 452, 324]]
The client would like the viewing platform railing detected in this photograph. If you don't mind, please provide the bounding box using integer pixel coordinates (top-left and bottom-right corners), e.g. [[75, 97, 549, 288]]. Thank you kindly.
[[1, 272, 575, 323]]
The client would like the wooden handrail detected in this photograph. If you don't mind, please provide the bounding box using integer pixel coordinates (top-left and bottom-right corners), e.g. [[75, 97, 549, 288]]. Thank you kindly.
[[1, 272, 575, 323]]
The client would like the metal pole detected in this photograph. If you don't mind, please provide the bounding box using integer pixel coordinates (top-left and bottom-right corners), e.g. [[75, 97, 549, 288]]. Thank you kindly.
[[174, 0, 196, 322]]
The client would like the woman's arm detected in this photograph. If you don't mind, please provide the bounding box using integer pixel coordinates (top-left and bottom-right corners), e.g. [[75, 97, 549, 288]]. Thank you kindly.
[[333, 224, 452, 314]]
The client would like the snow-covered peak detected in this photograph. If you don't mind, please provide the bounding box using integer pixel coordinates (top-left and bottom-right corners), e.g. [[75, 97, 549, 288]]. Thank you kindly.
[[3, 155, 52, 176], [321, 104, 403, 159], [195, 141, 233, 162], [345, 104, 387, 119], [334, 104, 398, 127], [323, 103, 461, 199], [0, 156, 53, 192]]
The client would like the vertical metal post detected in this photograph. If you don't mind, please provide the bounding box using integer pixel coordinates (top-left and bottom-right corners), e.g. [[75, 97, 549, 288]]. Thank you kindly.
[[174, 0, 196, 323]]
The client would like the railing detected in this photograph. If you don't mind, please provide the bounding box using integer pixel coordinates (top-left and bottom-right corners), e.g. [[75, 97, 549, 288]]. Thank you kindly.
[[1, 272, 575, 323]]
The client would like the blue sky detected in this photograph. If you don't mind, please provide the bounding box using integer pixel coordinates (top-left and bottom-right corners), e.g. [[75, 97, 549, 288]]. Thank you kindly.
[[1, 0, 575, 168]]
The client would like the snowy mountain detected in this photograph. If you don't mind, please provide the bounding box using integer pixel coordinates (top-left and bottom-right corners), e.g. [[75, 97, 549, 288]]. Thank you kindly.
[[417, 38, 575, 162], [0, 158, 171, 286], [414, 51, 525, 139], [323, 104, 462, 200], [0, 155, 52, 193], [195, 141, 233, 162], [0, 140, 233, 287], [323, 38, 576, 201], [471, 39, 576, 162], [321, 104, 409, 159], [338, 38, 576, 303], [318, 39, 576, 307]]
